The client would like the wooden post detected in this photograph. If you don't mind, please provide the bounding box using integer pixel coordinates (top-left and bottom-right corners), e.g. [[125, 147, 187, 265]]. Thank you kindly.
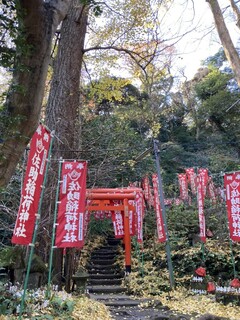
[[123, 198, 131, 273]]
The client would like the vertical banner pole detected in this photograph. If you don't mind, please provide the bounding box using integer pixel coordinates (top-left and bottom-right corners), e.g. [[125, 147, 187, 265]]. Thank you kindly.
[[19, 132, 54, 320], [229, 239, 237, 278], [201, 242, 205, 262], [141, 244, 144, 278], [47, 158, 63, 298], [153, 139, 175, 289]]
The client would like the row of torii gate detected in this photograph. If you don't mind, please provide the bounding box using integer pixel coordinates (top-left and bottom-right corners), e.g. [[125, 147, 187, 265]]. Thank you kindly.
[[86, 187, 142, 273]]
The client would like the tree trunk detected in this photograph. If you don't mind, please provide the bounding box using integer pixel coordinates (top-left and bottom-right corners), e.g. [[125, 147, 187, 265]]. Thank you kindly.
[[206, 0, 240, 87], [45, 1, 89, 291], [229, 0, 240, 29], [0, 0, 71, 188]]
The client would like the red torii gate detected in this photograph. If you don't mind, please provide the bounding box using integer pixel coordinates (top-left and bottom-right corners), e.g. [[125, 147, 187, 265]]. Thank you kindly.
[[86, 187, 143, 273]]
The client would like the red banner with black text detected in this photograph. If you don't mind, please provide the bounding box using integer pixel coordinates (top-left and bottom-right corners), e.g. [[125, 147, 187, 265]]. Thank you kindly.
[[224, 172, 240, 242], [12, 124, 52, 245], [55, 161, 87, 248]]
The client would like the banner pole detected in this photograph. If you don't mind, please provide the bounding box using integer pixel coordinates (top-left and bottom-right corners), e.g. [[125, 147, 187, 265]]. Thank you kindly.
[[141, 244, 144, 278], [46, 158, 63, 298], [201, 242, 205, 262], [153, 139, 175, 289], [18, 131, 54, 320], [229, 239, 237, 278]]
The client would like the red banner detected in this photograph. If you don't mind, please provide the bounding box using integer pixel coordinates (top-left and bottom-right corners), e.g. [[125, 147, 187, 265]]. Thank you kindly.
[[55, 161, 87, 248], [208, 177, 217, 205], [224, 172, 240, 242], [198, 168, 209, 197], [149, 187, 155, 208], [94, 211, 105, 220], [152, 174, 166, 242], [12, 124, 51, 245], [185, 168, 197, 195], [128, 200, 136, 236], [111, 200, 135, 238], [178, 173, 188, 200], [142, 176, 151, 206], [135, 192, 144, 243], [197, 175, 206, 243], [112, 210, 124, 238]]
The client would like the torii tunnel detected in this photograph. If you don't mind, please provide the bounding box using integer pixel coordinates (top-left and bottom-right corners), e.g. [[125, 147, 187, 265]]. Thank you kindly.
[[86, 187, 143, 273]]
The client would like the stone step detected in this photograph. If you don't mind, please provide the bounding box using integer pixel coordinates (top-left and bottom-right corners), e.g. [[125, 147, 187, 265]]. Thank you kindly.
[[86, 263, 119, 270], [90, 293, 129, 300], [89, 293, 141, 307], [90, 295, 166, 309], [98, 245, 119, 251], [91, 253, 117, 259], [89, 273, 123, 279], [91, 250, 119, 256], [88, 278, 122, 286], [87, 269, 120, 275], [90, 259, 116, 265], [87, 285, 127, 294], [107, 239, 121, 246]]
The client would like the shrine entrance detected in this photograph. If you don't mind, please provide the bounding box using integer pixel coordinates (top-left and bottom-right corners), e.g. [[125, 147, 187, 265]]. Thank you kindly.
[[86, 187, 143, 273]]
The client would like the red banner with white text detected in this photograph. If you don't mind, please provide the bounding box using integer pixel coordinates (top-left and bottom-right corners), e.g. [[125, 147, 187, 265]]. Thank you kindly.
[[197, 175, 206, 243], [178, 173, 188, 200], [112, 210, 124, 238], [224, 172, 240, 242], [185, 168, 197, 195], [55, 161, 87, 248], [208, 177, 217, 205], [142, 176, 151, 207], [135, 192, 144, 243], [12, 124, 51, 245], [152, 174, 166, 243], [128, 200, 136, 237], [198, 168, 209, 197]]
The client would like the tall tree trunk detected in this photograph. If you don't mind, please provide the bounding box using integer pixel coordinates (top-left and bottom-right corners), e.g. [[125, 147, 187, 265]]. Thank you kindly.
[[45, 1, 89, 292], [206, 0, 240, 87], [0, 0, 71, 188], [229, 0, 240, 29]]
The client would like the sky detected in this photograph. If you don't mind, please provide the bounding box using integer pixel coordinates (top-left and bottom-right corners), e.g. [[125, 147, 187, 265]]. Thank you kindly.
[[107, 0, 240, 85], [162, 0, 240, 80]]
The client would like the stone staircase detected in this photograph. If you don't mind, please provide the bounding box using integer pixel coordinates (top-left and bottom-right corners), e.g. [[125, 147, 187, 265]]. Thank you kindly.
[[86, 237, 127, 296], [86, 237, 191, 319]]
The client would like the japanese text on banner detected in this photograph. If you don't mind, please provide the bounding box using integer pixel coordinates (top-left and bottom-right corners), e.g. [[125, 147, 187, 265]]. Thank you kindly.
[[152, 173, 166, 243], [55, 161, 87, 248], [224, 172, 240, 242], [12, 124, 51, 245], [185, 168, 197, 195], [197, 175, 206, 243], [135, 192, 144, 243], [178, 173, 188, 200]]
